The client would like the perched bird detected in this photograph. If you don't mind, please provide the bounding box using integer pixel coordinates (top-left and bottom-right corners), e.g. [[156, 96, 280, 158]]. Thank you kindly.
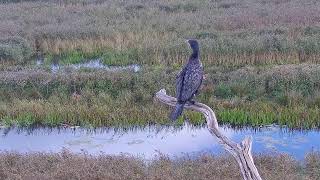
[[170, 39, 203, 120]]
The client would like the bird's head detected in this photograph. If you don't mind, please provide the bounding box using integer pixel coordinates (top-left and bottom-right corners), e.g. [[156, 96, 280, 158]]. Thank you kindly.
[[186, 39, 199, 52]]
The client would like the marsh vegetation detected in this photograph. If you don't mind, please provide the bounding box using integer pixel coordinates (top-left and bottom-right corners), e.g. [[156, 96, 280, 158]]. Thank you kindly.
[[1, 0, 320, 179], [1, 0, 320, 66], [1, 64, 320, 128], [0, 0, 320, 129]]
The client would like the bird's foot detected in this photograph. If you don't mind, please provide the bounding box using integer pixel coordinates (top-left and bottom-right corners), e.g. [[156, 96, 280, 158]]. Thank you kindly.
[[188, 100, 196, 105]]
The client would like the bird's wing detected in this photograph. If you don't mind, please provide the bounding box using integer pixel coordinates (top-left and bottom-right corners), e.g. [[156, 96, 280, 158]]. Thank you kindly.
[[176, 67, 187, 102], [180, 64, 203, 102]]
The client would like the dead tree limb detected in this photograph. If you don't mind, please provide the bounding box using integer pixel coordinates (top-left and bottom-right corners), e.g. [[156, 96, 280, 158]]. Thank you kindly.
[[155, 89, 262, 180]]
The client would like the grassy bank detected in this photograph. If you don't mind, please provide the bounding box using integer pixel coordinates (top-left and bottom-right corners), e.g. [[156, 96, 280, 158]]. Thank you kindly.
[[1, 0, 320, 66], [0, 151, 319, 179], [1, 64, 320, 128]]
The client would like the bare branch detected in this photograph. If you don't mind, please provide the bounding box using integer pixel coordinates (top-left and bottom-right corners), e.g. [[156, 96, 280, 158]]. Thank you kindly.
[[155, 89, 262, 180]]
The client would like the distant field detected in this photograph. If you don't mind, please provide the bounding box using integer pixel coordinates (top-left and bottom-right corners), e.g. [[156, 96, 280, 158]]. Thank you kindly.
[[1, 0, 320, 66]]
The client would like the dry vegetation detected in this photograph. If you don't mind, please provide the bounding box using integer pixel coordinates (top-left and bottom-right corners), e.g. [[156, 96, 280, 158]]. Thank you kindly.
[[0, 151, 319, 180], [1, 0, 320, 65]]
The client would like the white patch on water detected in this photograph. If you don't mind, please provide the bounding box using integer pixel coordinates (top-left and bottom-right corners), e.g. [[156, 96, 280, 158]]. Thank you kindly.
[[51, 64, 60, 73], [48, 59, 141, 73]]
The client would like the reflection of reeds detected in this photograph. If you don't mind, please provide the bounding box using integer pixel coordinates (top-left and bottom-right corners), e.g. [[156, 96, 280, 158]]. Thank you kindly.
[[1, 64, 320, 128], [1, 0, 320, 65], [0, 151, 319, 179]]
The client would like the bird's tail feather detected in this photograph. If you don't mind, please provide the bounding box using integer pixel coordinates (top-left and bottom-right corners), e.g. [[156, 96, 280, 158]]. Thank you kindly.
[[170, 103, 185, 121]]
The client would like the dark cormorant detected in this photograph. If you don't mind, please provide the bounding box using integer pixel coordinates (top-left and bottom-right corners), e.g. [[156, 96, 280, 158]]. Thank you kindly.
[[170, 39, 203, 120]]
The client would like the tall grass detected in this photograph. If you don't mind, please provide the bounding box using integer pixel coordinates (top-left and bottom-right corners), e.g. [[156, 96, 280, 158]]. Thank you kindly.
[[217, 102, 320, 128], [0, 151, 319, 179], [0, 36, 32, 63], [1, 0, 320, 66], [1, 64, 320, 128]]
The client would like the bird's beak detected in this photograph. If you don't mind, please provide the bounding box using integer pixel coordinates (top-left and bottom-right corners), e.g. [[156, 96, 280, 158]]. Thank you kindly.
[[185, 39, 189, 43]]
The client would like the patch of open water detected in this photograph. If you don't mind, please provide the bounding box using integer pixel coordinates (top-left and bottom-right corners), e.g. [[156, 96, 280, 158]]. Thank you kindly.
[[1, 124, 319, 160], [36, 58, 141, 73]]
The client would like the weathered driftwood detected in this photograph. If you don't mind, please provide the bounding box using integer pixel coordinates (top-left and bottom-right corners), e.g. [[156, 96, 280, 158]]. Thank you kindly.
[[155, 89, 262, 180]]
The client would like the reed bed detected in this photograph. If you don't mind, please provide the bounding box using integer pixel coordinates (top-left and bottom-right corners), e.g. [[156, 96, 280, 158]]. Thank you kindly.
[[0, 151, 319, 180], [1, 64, 320, 128], [1, 0, 320, 66]]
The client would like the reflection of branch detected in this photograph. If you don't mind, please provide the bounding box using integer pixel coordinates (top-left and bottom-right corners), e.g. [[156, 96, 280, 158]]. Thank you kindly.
[[155, 89, 262, 180]]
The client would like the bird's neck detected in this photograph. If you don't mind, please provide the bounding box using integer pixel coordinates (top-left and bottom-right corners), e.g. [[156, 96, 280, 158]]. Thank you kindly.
[[190, 49, 199, 61]]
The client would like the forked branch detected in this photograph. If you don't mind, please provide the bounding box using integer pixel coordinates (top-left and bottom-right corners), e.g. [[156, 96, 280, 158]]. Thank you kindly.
[[155, 89, 262, 180]]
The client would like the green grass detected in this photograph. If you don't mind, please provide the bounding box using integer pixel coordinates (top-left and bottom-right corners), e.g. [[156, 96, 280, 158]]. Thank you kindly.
[[100, 48, 140, 66], [43, 48, 141, 66], [1, 64, 320, 129], [217, 102, 320, 128]]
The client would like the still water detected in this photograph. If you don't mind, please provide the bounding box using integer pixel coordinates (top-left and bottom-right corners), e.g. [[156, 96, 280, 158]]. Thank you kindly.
[[0, 124, 319, 159], [36, 58, 140, 73]]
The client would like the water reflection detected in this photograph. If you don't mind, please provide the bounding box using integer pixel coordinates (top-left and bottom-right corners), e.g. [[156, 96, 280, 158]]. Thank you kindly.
[[0, 124, 319, 159]]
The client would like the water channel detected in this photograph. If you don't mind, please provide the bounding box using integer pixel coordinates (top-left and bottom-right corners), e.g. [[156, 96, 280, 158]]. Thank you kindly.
[[1, 124, 319, 160]]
